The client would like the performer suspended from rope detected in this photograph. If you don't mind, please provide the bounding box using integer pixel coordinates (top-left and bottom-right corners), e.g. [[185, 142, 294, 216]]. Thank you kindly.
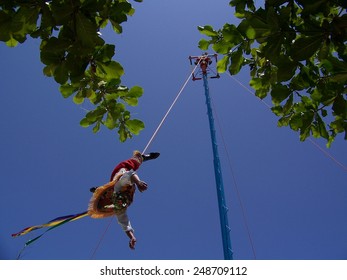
[[90, 150, 160, 249], [12, 150, 160, 254]]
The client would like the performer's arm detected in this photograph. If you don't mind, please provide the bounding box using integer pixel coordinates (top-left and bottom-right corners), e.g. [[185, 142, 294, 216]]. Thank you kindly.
[[131, 173, 148, 192]]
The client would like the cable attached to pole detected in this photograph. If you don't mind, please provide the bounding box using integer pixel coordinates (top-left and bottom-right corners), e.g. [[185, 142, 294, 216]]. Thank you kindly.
[[142, 60, 202, 154], [227, 72, 347, 173]]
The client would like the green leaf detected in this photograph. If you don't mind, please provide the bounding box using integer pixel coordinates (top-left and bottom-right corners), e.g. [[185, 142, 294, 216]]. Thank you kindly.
[[198, 25, 218, 37], [40, 37, 69, 65], [217, 55, 230, 73], [249, 77, 262, 90], [299, 128, 311, 141], [238, 15, 272, 40], [73, 91, 84, 104], [300, 0, 329, 16], [262, 34, 283, 62], [50, 1, 74, 23], [43, 64, 56, 77], [315, 114, 329, 139], [332, 94, 346, 116], [122, 86, 143, 106], [283, 94, 294, 114], [128, 86, 143, 98], [105, 113, 117, 129], [94, 44, 115, 62], [80, 117, 92, 128], [118, 124, 128, 142], [212, 40, 232, 54], [13, 6, 40, 42], [60, 84, 78, 98], [92, 122, 101, 133], [85, 108, 106, 123], [290, 35, 324, 61], [126, 119, 145, 135], [106, 103, 122, 122], [276, 56, 297, 82], [299, 111, 315, 141], [330, 118, 345, 134], [289, 114, 303, 131], [290, 72, 311, 91], [324, 56, 347, 73], [198, 38, 210, 50], [54, 62, 69, 84], [329, 72, 347, 83], [110, 21, 123, 34], [271, 84, 291, 105], [122, 97, 137, 107], [255, 88, 269, 99], [318, 40, 330, 60], [0, 11, 13, 43], [221, 23, 243, 44], [271, 105, 283, 116], [278, 115, 291, 127], [229, 48, 244, 75], [96, 61, 124, 81], [76, 12, 98, 48], [311, 88, 323, 102], [5, 35, 18, 47], [85, 88, 97, 101]]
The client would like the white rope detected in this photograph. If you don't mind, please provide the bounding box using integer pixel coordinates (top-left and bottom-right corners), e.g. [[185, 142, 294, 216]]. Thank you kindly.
[[142, 60, 201, 154]]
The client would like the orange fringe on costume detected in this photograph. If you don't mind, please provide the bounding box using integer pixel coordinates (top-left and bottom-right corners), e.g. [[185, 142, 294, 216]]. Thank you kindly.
[[88, 173, 125, 218]]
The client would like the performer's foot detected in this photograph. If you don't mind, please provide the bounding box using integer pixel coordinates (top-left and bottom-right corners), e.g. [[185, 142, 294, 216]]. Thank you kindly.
[[142, 152, 160, 162]]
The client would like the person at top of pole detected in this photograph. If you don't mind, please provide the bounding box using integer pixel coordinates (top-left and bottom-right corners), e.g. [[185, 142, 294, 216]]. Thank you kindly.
[[194, 54, 212, 75], [90, 150, 160, 250]]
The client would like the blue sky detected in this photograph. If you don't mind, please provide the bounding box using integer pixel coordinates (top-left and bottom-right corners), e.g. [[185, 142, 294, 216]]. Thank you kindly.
[[1, 0, 347, 260]]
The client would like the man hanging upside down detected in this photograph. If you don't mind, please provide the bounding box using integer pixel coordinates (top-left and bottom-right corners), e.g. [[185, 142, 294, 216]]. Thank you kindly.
[[90, 150, 159, 249]]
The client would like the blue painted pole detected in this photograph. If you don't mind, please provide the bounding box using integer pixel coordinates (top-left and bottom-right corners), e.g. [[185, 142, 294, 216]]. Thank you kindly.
[[202, 73, 233, 260]]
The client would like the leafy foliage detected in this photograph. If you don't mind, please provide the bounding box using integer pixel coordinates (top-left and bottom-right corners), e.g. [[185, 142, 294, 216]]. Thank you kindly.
[[0, 0, 144, 142], [199, 0, 347, 146]]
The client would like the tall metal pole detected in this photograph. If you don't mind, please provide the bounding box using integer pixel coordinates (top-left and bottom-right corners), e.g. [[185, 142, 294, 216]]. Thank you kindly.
[[189, 54, 233, 260], [202, 74, 233, 260]]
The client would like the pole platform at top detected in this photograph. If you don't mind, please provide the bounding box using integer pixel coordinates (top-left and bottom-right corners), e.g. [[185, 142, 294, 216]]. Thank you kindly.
[[189, 53, 220, 81], [189, 53, 233, 260]]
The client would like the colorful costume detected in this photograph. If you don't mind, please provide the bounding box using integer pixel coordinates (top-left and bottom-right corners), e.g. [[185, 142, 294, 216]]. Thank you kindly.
[[94, 151, 159, 233]]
